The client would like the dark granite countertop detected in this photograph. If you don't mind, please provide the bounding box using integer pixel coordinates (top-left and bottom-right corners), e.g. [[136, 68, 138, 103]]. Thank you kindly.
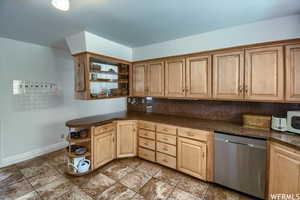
[[66, 111, 300, 150]]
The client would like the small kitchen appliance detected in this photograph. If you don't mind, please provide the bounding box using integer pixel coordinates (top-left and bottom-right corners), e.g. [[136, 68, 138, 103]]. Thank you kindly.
[[271, 113, 287, 132], [287, 111, 300, 134]]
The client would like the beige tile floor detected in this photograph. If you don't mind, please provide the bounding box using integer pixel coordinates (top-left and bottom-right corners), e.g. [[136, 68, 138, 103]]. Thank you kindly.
[[0, 149, 256, 200]]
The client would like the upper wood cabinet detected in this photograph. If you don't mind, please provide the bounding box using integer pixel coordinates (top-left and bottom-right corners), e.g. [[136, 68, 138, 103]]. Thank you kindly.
[[73, 53, 130, 100], [165, 58, 186, 97], [93, 130, 115, 169], [116, 121, 137, 158], [147, 61, 165, 97], [177, 137, 207, 180], [186, 55, 212, 98], [132, 63, 147, 96], [212, 51, 244, 100], [286, 44, 300, 102], [245, 46, 284, 101], [268, 142, 300, 197]]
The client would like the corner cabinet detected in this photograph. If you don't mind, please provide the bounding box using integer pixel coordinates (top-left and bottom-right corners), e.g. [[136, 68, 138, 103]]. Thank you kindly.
[[73, 52, 130, 100], [212, 51, 244, 100], [116, 120, 137, 158], [286, 44, 300, 102], [268, 141, 300, 197], [245, 46, 284, 101]]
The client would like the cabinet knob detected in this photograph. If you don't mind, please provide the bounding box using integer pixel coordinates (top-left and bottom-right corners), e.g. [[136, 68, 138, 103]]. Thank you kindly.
[[239, 85, 243, 93], [187, 132, 194, 136], [245, 85, 248, 94]]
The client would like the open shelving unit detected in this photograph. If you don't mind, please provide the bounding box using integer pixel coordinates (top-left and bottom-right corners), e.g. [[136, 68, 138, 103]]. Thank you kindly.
[[73, 52, 131, 100], [65, 126, 94, 176]]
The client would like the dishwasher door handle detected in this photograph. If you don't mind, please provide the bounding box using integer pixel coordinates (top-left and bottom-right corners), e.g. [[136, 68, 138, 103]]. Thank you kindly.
[[224, 139, 254, 147]]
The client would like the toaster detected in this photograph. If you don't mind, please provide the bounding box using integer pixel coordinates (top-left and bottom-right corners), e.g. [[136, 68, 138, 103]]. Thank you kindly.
[[271, 114, 287, 132]]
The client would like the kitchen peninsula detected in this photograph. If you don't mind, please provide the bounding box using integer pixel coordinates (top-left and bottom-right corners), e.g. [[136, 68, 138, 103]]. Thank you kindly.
[[65, 110, 300, 199]]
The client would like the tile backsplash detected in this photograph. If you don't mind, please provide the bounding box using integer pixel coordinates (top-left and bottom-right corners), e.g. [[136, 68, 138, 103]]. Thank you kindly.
[[127, 98, 300, 124]]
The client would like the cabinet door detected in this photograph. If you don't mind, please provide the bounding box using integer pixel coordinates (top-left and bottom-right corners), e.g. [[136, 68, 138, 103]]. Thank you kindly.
[[165, 59, 186, 97], [132, 64, 147, 96], [94, 131, 115, 168], [177, 137, 207, 180], [148, 61, 164, 97], [245, 46, 284, 101], [212, 51, 244, 100], [117, 121, 137, 158], [286, 44, 300, 102], [269, 142, 300, 196], [186, 55, 212, 98]]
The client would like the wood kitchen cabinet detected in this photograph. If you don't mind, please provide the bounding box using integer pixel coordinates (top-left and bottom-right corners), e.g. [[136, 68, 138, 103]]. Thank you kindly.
[[132, 63, 147, 96], [286, 44, 300, 102], [73, 52, 130, 100], [93, 130, 115, 169], [165, 58, 186, 97], [116, 121, 137, 158], [268, 142, 300, 197], [245, 46, 284, 101], [212, 51, 244, 100], [177, 137, 207, 180], [147, 61, 165, 97], [186, 55, 212, 98]]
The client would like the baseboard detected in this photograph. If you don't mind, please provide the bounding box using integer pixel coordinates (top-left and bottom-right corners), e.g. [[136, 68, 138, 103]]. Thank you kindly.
[[0, 141, 67, 167]]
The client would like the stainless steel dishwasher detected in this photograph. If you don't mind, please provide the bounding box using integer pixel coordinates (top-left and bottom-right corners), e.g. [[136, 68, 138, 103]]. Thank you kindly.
[[214, 132, 266, 199]]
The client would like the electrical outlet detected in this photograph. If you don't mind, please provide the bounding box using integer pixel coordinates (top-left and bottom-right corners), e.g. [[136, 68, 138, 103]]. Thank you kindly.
[[60, 134, 65, 139]]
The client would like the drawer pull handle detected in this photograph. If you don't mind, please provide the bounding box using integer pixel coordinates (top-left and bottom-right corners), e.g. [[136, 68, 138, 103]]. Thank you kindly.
[[187, 132, 194, 136], [163, 128, 168, 131], [144, 133, 148, 136], [143, 153, 148, 157], [163, 147, 168, 151], [163, 138, 168, 141], [163, 159, 168, 163], [144, 142, 148, 146]]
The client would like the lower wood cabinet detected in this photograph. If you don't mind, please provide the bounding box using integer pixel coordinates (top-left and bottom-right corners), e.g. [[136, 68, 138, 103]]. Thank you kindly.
[[116, 120, 137, 158], [177, 137, 207, 180], [93, 129, 115, 169], [268, 141, 300, 197]]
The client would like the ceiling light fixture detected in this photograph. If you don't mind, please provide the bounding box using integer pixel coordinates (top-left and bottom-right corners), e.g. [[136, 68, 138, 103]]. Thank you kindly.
[[52, 0, 70, 11]]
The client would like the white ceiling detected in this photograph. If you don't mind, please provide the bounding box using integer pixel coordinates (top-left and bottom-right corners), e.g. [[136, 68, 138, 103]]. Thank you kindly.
[[0, 0, 299, 48]]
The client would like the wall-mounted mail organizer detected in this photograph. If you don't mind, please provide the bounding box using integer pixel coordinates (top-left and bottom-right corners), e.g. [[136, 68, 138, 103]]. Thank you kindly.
[[13, 80, 59, 95]]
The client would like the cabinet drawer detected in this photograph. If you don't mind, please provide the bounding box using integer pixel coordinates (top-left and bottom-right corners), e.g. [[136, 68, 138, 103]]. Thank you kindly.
[[157, 142, 176, 157], [157, 133, 176, 145], [157, 124, 177, 135], [139, 138, 155, 150], [94, 123, 116, 136], [156, 152, 176, 169], [138, 147, 155, 162], [139, 129, 155, 140], [139, 121, 156, 131], [178, 128, 209, 141]]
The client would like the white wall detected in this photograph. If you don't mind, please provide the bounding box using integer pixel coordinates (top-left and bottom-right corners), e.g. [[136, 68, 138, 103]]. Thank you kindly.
[[132, 14, 300, 61], [0, 37, 126, 167], [66, 31, 132, 61]]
